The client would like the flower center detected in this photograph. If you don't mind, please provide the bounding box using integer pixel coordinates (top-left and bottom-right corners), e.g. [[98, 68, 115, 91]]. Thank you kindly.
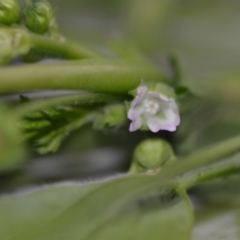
[[143, 99, 159, 115]]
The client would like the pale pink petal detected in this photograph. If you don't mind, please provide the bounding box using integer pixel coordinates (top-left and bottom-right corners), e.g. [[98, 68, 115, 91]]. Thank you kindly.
[[163, 101, 180, 126], [146, 116, 177, 133], [128, 84, 180, 133], [127, 109, 136, 121], [131, 86, 147, 108], [148, 91, 169, 102], [129, 117, 142, 132], [149, 91, 180, 127]]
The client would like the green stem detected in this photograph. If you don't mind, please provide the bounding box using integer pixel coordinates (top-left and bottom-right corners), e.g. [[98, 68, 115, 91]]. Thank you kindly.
[[0, 59, 165, 94], [29, 34, 103, 59], [161, 134, 240, 179], [177, 155, 240, 189], [14, 93, 117, 118]]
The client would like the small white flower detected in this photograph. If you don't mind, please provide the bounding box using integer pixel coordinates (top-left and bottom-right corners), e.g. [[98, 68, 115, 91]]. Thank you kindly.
[[127, 83, 180, 132]]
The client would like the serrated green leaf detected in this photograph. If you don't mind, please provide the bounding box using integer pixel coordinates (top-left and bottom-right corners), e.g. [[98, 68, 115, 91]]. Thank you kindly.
[[35, 128, 66, 154], [18, 119, 51, 130], [19, 102, 90, 154], [0, 175, 193, 240]]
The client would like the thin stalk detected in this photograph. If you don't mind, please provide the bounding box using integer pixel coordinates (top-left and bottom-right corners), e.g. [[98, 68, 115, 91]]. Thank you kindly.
[[14, 93, 118, 118], [176, 155, 240, 189], [29, 34, 104, 59], [159, 134, 240, 180], [0, 59, 165, 94]]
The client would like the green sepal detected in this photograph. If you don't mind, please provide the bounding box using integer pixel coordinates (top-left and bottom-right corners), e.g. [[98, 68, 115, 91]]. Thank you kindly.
[[129, 80, 176, 100]]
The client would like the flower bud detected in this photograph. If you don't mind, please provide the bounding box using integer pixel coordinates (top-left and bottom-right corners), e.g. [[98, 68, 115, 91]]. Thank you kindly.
[[24, 0, 54, 34], [94, 104, 127, 130], [0, 28, 31, 64], [129, 139, 176, 174], [0, 0, 20, 25]]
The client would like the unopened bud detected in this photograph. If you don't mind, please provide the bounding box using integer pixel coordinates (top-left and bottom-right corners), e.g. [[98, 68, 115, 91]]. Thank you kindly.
[[24, 0, 54, 34], [0, 28, 31, 64], [94, 104, 126, 130], [0, 0, 20, 25], [129, 139, 176, 174]]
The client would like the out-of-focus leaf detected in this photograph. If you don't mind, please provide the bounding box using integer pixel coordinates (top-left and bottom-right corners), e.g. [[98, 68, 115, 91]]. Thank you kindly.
[[93, 189, 192, 240], [193, 207, 240, 240], [192, 176, 240, 240], [0, 103, 27, 170], [0, 174, 193, 240]]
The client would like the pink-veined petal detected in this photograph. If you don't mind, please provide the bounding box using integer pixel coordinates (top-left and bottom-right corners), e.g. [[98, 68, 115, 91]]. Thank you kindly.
[[148, 91, 169, 102], [162, 100, 180, 126], [127, 109, 135, 121], [146, 116, 177, 133], [131, 86, 147, 108], [128, 83, 180, 133], [129, 116, 142, 132]]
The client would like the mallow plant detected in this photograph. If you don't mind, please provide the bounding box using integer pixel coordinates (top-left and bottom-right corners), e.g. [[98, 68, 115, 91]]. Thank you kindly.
[[0, 1, 240, 240]]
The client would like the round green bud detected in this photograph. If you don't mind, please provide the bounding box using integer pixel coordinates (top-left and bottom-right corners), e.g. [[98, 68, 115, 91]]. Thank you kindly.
[[129, 139, 176, 174], [0, 0, 20, 25], [0, 28, 31, 64], [24, 0, 53, 34]]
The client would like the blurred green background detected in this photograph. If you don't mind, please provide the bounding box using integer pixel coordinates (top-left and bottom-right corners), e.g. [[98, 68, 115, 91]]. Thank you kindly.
[[45, 0, 240, 146], [3, 0, 239, 192], [49, 0, 240, 101]]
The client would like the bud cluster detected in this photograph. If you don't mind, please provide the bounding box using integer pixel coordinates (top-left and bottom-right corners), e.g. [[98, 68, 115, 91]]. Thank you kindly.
[[0, 0, 58, 64], [0, 0, 57, 34]]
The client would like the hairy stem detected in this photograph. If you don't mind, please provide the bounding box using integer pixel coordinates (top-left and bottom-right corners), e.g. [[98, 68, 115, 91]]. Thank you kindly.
[[177, 155, 240, 189], [161, 134, 240, 179], [0, 59, 166, 94]]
